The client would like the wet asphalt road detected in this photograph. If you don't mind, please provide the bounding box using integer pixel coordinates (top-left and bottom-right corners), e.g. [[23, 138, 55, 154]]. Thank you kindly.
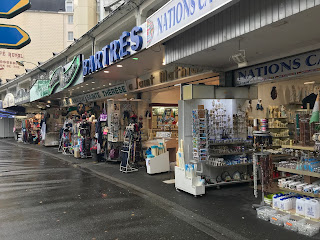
[[0, 143, 213, 240]]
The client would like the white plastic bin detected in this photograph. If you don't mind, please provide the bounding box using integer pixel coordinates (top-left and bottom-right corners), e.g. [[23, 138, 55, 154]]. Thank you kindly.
[[284, 215, 304, 232], [270, 211, 290, 226], [297, 219, 320, 237], [256, 206, 277, 221]]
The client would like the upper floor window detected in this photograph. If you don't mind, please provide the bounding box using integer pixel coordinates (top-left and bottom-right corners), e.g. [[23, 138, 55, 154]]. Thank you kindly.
[[66, 0, 73, 12], [68, 31, 74, 41], [68, 15, 73, 24]]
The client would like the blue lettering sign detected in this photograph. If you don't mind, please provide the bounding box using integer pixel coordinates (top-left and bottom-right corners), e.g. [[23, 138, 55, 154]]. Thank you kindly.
[[131, 26, 143, 51], [268, 64, 279, 74], [95, 51, 104, 70], [83, 59, 89, 76], [157, 16, 163, 35], [82, 26, 144, 76], [292, 58, 300, 69], [176, 2, 183, 24], [119, 31, 131, 58], [88, 55, 96, 74], [306, 55, 317, 66], [199, 0, 207, 10], [110, 40, 120, 63], [102, 45, 110, 66]]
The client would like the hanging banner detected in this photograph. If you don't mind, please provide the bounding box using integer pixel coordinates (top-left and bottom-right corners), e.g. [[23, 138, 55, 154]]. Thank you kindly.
[[3, 93, 15, 108], [61, 84, 128, 107], [146, 0, 237, 48], [234, 49, 320, 86]]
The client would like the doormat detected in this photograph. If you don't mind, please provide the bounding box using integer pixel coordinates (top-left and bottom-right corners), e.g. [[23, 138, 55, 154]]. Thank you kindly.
[[163, 179, 175, 184]]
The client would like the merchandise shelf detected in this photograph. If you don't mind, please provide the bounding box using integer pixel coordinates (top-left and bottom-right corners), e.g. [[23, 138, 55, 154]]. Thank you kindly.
[[271, 136, 290, 138], [281, 145, 314, 151], [206, 179, 253, 187], [206, 163, 253, 168], [209, 151, 252, 157], [267, 117, 288, 119], [277, 167, 320, 178], [208, 141, 251, 146], [278, 187, 319, 198]]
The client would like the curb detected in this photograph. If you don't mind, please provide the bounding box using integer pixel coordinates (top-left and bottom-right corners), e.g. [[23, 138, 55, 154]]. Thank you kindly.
[[1, 140, 247, 240]]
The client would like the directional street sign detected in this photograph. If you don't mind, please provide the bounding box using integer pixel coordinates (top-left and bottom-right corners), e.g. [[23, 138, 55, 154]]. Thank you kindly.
[[0, 24, 31, 49], [0, 0, 31, 19]]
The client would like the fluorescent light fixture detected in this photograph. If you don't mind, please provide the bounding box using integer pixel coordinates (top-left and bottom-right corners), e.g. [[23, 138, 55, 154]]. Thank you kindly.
[[72, 89, 74, 91], [92, 88, 95, 90], [86, 83, 89, 86], [47, 100, 51, 103], [104, 71, 109, 73], [132, 57, 138, 60], [304, 81, 315, 85], [117, 65, 123, 68], [83, 91, 85, 92], [81, 86, 84, 88], [109, 83, 112, 86], [91, 81, 95, 84], [103, 85, 106, 87], [76, 87, 80, 89]]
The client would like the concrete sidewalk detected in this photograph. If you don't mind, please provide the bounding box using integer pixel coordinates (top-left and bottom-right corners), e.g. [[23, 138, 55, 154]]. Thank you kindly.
[[1, 139, 316, 240]]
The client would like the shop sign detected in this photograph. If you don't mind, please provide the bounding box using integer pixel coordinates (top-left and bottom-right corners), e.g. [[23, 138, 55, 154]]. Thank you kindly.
[[82, 24, 146, 77], [3, 93, 15, 108], [235, 49, 320, 86], [30, 79, 50, 102], [60, 55, 82, 89], [48, 66, 63, 95], [146, 0, 236, 48], [61, 84, 128, 107], [30, 55, 83, 101], [15, 88, 30, 105], [126, 66, 204, 91]]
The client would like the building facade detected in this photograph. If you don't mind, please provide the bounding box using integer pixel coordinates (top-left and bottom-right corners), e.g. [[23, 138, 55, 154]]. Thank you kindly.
[[0, 2, 75, 85]]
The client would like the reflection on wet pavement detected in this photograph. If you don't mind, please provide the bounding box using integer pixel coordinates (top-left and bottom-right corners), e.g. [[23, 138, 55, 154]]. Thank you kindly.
[[0, 142, 213, 240]]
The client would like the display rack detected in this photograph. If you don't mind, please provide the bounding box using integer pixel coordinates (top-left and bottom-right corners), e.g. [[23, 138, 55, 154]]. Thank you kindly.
[[252, 131, 272, 209], [192, 109, 209, 174], [268, 117, 290, 147]]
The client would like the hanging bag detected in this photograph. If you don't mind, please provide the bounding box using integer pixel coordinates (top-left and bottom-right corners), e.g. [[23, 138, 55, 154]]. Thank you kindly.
[[100, 102, 108, 122]]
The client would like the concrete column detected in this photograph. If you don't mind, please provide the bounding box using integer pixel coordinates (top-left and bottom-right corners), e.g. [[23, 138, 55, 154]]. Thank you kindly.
[[135, 7, 146, 26]]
